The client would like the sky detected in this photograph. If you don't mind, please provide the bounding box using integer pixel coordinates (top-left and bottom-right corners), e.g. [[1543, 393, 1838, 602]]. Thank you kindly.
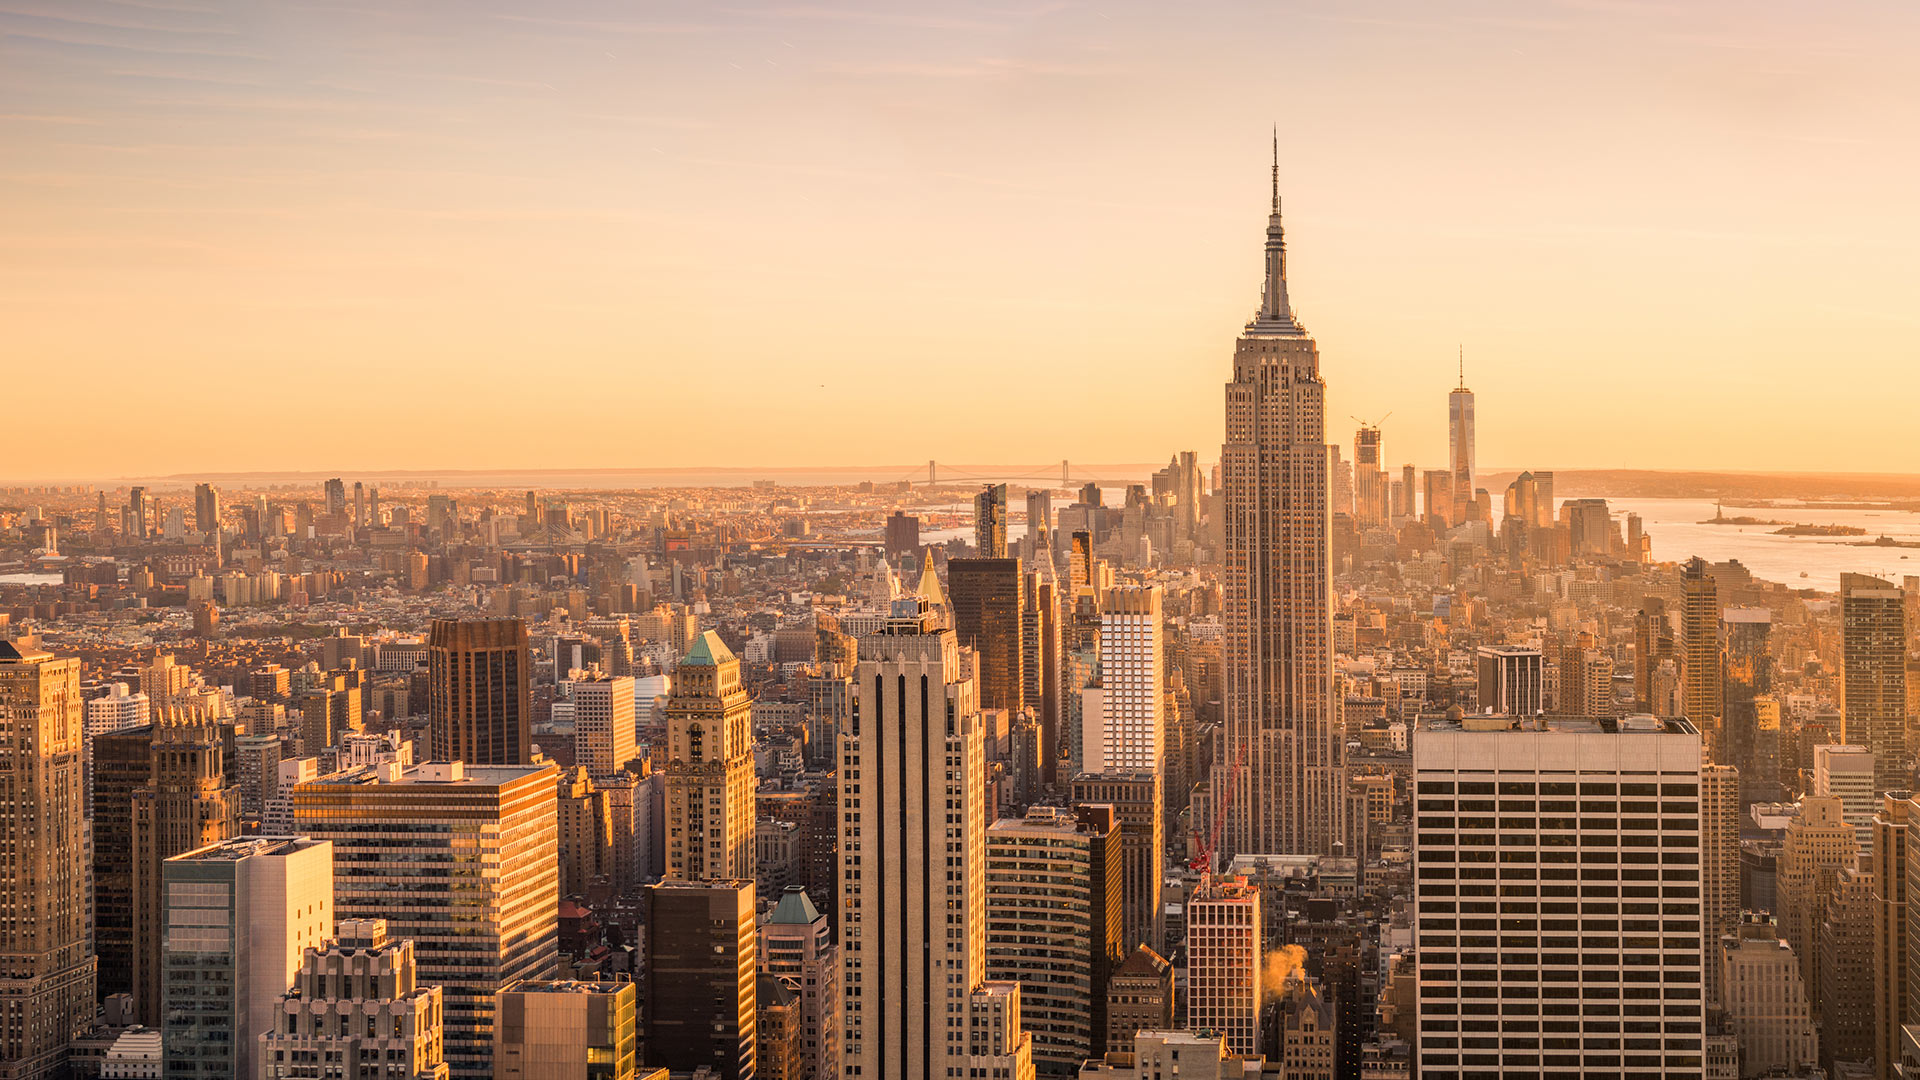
[[4, 0, 1918, 482]]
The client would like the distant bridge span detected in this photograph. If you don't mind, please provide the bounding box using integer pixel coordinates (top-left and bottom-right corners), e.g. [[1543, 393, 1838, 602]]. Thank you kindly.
[[899, 460, 1115, 488]]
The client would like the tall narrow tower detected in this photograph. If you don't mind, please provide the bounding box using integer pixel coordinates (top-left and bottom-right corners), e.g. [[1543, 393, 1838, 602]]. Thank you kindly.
[[1448, 348, 1475, 526], [1217, 143, 1344, 857], [663, 631, 758, 881]]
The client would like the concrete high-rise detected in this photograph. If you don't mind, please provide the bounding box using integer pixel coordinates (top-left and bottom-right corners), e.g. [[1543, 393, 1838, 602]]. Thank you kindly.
[[1814, 743, 1878, 845], [1413, 713, 1706, 1078], [1473, 645, 1542, 716], [1841, 573, 1908, 793], [1448, 353, 1474, 526], [428, 618, 532, 765], [948, 557, 1027, 714], [1080, 585, 1164, 773], [293, 761, 560, 1078], [1218, 153, 1344, 858], [759, 886, 839, 1080], [840, 598, 1034, 1078], [260, 917, 449, 1080], [159, 837, 334, 1080], [493, 980, 638, 1080], [0, 641, 97, 1079], [131, 720, 240, 1027], [1779, 795, 1858, 1021], [664, 632, 757, 882], [1701, 763, 1741, 1007], [1184, 873, 1262, 1057], [975, 483, 1009, 558], [1721, 915, 1818, 1076], [571, 673, 635, 781]]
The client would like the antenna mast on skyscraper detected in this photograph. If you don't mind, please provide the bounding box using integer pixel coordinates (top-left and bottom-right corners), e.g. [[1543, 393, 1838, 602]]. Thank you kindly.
[[1458, 344, 1465, 390], [1271, 126, 1280, 214]]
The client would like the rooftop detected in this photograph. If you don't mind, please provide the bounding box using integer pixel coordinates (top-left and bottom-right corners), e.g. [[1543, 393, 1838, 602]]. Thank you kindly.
[[166, 837, 328, 863], [1416, 713, 1696, 736]]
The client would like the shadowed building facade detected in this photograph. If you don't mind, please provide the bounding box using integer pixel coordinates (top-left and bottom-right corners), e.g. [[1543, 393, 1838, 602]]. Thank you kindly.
[[428, 618, 532, 765]]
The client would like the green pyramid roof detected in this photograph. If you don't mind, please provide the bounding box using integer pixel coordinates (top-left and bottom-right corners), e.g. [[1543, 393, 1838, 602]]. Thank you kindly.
[[768, 885, 821, 924], [681, 630, 735, 667]]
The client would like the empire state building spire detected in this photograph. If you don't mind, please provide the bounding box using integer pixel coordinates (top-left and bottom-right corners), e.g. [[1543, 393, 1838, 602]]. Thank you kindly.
[[1251, 129, 1301, 335]]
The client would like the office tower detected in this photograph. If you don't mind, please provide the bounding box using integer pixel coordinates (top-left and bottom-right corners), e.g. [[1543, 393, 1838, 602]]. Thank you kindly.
[[1819, 867, 1876, 1069], [644, 880, 756, 1080], [965, 984, 1037, 1080], [192, 482, 219, 535], [260, 917, 449, 1080], [493, 980, 638, 1080], [293, 761, 561, 1078], [1072, 772, 1163, 952], [92, 724, 156, 1001], [351, 480, 365, 529], [1634, 597, 1676, 714], [1531, 469, 1554, 529], [1701, 764, 1741, 1007], [1720, 915, 1819, 1076], [759, 886, 840, 1080], [1396, 462, 1416, 520], [1351, 424, 1387, 528], [1842, 573, 1908, 793], [1218, 160, 1343, 858], [83, 681, 147, 805], [984, 805, 1123, 1074], [1420, 469, 1452, 531], [323, 477, 346, 517], [1025, 488, 1054, 562], [558, 768, 615, 896], [127, 485, 148, 538], [297, 679, 360, 757], [883, 510, 919, 561], [1814, 744, 1878, 845], [1779, 795, 1858, 1022], [1679, 558, 1724, 757], [1081, 585, 1164, 773], [1448, 355, 1474, 525], [1874, 793, 1910, 1080], [571, 673, 635, 780], [1185, 873, 1262, 1057], [131, 721, 240, 1027], [663, 632, 756, 881], [975, 483, 1009, 558], [1473, 645, 1542, 716], [1024, 570, 1061, 785], [0, 641, 97, 1079], [841, 599, 1033, 1078], [1103, 945, 1174, 1053], [160, 837, 333, 1080], [1413, 713, 1705, 1078], [1722, 608, 1776, 804], [948, 557, 1027, 714], [428, 618, 532, 765]]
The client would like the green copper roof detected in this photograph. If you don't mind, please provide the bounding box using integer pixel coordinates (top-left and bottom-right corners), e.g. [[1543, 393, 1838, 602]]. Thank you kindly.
[[768, 885, 821, 924], [680, 630, 735, 667]]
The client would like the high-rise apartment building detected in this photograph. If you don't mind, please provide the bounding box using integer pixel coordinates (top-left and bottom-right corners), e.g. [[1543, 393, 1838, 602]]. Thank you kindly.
[[1842, 573, 1908, 794], [1814, 744, 1878, 846], [759, 886, 839, 1080], [493, 981, 638, 1080], [428, 618, 532, 766], [664, 632, 757, 882], [1081, 585, 1164, 773], [1702, 764, 1741, 1007], [984, 805, 1123, 1074], [948, 558, 1027, 714], [259, 917, 449, 1080], [644, 880, 757, 1080], [975, 483, 1009, 558], [160, 837, 334, 1080], [841, 599, 1033, 1078], [293, 761, 560, 1078], [1474, 645, 1542, 716], [1413, 713, 1706, 1078], [571, 673, 635, 780], [1218, 159, 1344, 858], [1448, 356, 1475, 525], [0, 641, 97, 1079], [1185, 873, 1262, 1057], [192, 482, 220, 535], [1679, 558, 1724, 758], [323, 477, 346, 517]]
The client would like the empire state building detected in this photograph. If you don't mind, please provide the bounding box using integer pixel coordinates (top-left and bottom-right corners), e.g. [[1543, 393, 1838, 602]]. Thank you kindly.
[[1215, 148, 1346, 858]]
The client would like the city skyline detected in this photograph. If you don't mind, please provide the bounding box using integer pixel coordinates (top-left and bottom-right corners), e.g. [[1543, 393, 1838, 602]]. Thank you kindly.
[[7, 1, 1920, 479]]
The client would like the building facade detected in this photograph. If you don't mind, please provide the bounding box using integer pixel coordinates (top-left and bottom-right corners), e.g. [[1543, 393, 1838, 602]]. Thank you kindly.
[[258, 917, 448, 1080], [663, 632, 757, 882], [427, 618, 532, 766]]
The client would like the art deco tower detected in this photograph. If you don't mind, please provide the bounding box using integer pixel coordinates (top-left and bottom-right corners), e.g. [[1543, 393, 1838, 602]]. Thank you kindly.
[[1217, 144, 1345, 857], [664, 631, 757, 881]]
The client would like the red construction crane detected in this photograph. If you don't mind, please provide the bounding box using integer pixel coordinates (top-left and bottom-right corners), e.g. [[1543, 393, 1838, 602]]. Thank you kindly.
[[1190, 740, 1250, 873]]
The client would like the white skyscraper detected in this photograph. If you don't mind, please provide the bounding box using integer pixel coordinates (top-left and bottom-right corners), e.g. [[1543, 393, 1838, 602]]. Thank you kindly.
[[1081, 585, 1164, 774], [1413, 714, 1706, 1078], [842, 598, 1034, 1080], [571, 672, 635, 781], [1813, 743, 1877, 847]]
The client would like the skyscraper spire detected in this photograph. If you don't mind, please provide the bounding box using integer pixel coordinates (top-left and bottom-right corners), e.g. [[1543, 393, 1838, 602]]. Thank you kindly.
[[1251, 131, 1299, 334], [1458, 344, 1465, 390]]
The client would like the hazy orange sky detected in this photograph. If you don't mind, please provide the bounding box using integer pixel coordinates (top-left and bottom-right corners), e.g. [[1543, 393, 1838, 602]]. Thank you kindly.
[[5, 0, 1918, 482]]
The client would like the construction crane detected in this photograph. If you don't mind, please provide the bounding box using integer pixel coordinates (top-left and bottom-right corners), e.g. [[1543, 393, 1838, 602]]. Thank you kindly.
[[1190, 740, 1250, 874], [1349, 410, 1393, 430]]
